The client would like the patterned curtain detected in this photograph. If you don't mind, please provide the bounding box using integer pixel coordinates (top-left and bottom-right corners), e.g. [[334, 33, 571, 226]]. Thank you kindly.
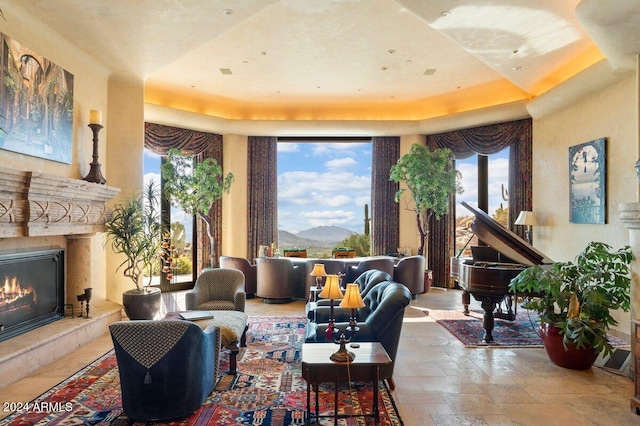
[[426, 118, 532, 288], [144, 122, 223, 273], [371, 137, 400, 256], [247, 136, 278, 263]]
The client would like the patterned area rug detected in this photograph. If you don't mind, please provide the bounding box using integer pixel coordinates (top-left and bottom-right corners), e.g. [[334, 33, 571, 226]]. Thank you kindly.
[[431, 309, 629, 349], [430, 308, 543, 348], [3, 316, 403, 425]]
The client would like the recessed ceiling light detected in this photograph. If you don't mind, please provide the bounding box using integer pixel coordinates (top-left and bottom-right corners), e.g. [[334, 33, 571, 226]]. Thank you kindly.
[[381, 66, 388, 71], [440, 11, 451, 17], [423, 68, 437, 76], [222, 9, 234, 16], [388, 49, 396, 54], [219, 68, 233, 75], [512, 66, 522, 71]]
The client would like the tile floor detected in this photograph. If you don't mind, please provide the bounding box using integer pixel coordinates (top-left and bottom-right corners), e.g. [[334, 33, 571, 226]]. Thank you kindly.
[[0, 288, 637, 425]]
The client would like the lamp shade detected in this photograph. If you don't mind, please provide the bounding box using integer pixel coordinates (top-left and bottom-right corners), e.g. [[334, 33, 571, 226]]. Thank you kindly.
[[318, 275, 343, 299], [340, 283, 365, 309], [514, 211, 537, 226], [309, 263, 327, 277]]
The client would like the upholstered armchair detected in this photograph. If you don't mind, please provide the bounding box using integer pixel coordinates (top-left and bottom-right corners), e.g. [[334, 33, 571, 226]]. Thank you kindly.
[[256, 257, 302, 303], [186, 268, 246, 312], [305, 281, 412, 389], [344, 257, 395, 283], [109, 320, 220, 421], [304, 259, 346, 298], [393, 255, 426, 298], [306, 269, 392, 321], [219, 256, 257, 298]]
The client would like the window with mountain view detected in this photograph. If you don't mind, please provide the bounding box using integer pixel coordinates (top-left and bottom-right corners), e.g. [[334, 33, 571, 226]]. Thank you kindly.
[[455, 148, 510, 257], [277, 140, 372, 258]]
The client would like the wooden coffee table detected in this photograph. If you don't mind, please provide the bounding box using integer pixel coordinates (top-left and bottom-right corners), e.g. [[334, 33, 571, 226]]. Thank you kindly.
[[301, 342, 391, 425]]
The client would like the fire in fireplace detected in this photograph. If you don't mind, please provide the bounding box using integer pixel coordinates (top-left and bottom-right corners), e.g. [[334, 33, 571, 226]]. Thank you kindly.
[[0, 249, 65, 342]]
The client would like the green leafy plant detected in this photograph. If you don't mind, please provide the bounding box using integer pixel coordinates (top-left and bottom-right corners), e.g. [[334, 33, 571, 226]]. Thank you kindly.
[[104, 181, 163, 291], [389, 144, 463, 256], [338, 233, 371, 257], [161, 148, 234, 269], [508, 241, 631, 357]]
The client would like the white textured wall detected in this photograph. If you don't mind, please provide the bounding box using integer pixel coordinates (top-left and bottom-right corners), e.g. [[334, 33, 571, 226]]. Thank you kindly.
[[533, 75, 637, 336]]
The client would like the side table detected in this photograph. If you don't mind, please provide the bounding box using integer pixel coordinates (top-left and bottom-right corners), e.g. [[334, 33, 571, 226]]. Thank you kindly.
[[301, 342, 391, 425]]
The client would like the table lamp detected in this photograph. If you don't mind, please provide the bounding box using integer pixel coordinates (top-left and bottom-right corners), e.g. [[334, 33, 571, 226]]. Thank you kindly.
[[514, 210, 537, 245], [318, 274, 343, 342], [309, 263, 327, 290], [327, 283, 366, 363], [340, 283, 365, 340]]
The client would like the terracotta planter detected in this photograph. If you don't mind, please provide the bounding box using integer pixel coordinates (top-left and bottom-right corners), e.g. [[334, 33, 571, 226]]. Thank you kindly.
[[122, 287, 162, 320], [540, 323, 599, 370]]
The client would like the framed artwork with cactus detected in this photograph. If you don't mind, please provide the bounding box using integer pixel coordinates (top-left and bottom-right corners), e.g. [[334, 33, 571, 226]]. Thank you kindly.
[[569, 137, 606, 224]]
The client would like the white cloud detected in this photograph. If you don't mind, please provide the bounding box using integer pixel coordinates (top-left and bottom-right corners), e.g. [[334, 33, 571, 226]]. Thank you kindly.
[[325, 157, 358, 170], [277, 143, 299, 153]]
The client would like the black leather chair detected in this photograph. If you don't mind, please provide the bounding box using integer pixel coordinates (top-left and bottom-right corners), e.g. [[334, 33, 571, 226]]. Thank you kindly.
[[304, 280, 411, 389], [305, 269, 392, 321], [109, 320, 220, 421], [344, 257, 395, 283]]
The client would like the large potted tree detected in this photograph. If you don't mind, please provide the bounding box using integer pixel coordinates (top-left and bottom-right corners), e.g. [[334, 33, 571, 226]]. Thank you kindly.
[[509, 241, 631, 369], [389, 144, 462, 290], [104, 181, 163, 320], [161, 148, 234, 270]]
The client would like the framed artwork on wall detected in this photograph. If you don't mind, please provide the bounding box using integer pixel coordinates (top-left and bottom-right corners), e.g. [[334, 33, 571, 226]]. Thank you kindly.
[[0, 32, 74, 164], [569, 137, 606, 224]]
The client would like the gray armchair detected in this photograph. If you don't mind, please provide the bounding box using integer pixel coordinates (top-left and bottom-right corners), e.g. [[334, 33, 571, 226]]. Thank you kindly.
[[220, 256, 257, 298], [344, 257, 395, 283], [186, 268, 246, 312], [393, 255, 426, 298], [109, 320, 220, 421], [256, 257, 302, 303], [304, 280, 412, 390]]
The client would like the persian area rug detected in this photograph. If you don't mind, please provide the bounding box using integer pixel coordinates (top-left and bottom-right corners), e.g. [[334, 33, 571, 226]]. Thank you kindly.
[[430, 308, 543, 348], [3, 316, 403, 426], [430, 309, 630, 349]]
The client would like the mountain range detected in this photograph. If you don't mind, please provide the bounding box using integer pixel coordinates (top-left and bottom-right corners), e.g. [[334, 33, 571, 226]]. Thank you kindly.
[[278, 226, 355, 248]]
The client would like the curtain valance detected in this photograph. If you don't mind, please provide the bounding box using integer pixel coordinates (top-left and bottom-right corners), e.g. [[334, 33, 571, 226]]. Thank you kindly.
[[144, 122, 220, 155]]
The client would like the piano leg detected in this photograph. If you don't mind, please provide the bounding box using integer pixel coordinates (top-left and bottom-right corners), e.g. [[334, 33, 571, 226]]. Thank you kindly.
[[480, 297, 496, 342], [462, 291, 471, 315]]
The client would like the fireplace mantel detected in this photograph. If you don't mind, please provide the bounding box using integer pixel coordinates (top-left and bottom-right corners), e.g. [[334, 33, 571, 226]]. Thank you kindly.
[[0, 167, 120, 238]]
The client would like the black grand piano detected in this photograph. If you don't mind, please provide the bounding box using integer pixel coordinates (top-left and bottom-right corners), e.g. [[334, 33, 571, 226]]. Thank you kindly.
[[450, 201, 553, 343]]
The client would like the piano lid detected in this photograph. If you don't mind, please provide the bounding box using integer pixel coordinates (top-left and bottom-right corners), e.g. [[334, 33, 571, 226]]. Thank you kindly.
[[461, 201, 553, 266]]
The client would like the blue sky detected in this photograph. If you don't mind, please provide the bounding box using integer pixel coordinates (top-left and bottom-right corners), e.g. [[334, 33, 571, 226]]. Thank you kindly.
[[277, 142, 372, 234], [144, 144, 510, 237]]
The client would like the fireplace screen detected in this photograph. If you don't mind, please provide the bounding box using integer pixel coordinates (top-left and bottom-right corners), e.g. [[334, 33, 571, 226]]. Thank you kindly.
[[0, 249, 65, 342]]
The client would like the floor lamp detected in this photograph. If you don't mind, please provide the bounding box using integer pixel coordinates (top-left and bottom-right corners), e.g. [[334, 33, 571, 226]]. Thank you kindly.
[[514, 211, 537, 245]]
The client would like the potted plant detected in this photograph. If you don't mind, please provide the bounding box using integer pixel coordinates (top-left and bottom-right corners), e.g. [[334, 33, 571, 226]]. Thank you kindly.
[[389, 144, 462, 290], [508, 241, 632, 369], [104, 181, 163, 319], [161, 148, 234, 270]]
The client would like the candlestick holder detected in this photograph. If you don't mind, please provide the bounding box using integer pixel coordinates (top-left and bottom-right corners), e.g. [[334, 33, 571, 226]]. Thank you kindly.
[[83, 123, 106, 184], [84, 287, 93, 318], [76, 294, 86, 318]]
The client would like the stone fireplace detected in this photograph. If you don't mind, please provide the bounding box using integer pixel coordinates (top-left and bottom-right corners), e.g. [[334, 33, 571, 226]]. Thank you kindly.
[[0, 249, 65, 342], [0, 167, 122, 387]]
